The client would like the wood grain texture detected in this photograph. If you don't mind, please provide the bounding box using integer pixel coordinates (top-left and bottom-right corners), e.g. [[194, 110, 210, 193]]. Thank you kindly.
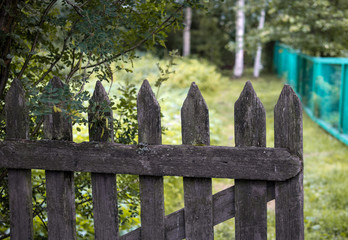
[[46, 171, 76, 240], [119, 185, 276, 240], [0, 141, 301, 180], [8, 169, 33, 240], [43, 76, 76, 240], [274, 85, 304, 240], [137, 80, 165, 239], [91, 173, 118, 239], [120, 228, 141, 240], [165, 208, 186, 239], [234, 81, 266, 147], [5, 78, 28, 140], [89, 81, 118, 239], [182, 82, 213, 240], [181, 82, 210, 146], [5, 78, 33, 240], [234, 81, 267, 240], [88, 81, 114, 142], [137, 80, 161, 145], [43, 76, 72, 141], [213, 186, 235, 226]]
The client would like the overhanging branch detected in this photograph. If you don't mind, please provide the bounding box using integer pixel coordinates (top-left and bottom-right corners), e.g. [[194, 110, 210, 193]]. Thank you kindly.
[[17, 0, 58, 80]]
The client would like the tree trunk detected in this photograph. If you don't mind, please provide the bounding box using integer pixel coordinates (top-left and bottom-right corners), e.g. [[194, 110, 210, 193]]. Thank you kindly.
[[253, 8, 266, 78], [0, 0, 20, 100], [183, 7, 192, 57], [233, 0, 245, 78]]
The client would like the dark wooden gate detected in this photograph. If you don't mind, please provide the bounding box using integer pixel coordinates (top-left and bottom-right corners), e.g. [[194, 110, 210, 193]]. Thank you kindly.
[[0, 77, 303, 240]]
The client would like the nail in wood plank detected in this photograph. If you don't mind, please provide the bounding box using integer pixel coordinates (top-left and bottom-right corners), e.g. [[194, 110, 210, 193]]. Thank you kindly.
[[43, 76, 76, 240], [234, 81, 267, 240], [181, 82, 213, 240], [5, 78, 33, 240], [89, 81, 118, 239], [274, 85, 304, 240], [137, 80, 165, 239]]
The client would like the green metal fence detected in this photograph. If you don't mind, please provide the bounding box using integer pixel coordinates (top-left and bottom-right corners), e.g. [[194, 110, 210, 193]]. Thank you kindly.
[[274, 43, 348, 146]]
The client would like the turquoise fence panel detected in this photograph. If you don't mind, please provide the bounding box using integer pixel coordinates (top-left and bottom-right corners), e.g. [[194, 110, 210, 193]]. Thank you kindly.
[[341, 65, 348, 134], [274, 43, 348, 146], [288, 51, 298, 90], [318, 64, 341, 128]]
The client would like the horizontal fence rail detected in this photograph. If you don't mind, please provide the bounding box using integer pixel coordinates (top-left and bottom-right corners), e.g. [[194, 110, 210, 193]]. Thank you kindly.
[[2, 77, 304, 240], [274, 42, 348, 146], [0, 141, 301, 181]]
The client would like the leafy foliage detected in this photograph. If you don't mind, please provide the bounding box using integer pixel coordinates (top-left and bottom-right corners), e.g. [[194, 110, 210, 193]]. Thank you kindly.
[[0, 1, 204, 239], [112, 82, 138, 145], [154, 49, 179, 98], [266, 0, 348, 57]]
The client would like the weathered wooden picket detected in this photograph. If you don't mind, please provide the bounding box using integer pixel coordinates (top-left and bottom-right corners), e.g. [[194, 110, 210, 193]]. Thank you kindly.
[[0, 77, 303, 240]]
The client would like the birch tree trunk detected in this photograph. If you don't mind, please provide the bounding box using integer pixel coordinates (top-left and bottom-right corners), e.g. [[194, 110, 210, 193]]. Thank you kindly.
[[253, 8, 266, 78], [233, 0, 245, 78], [183, 7, 192, 57]]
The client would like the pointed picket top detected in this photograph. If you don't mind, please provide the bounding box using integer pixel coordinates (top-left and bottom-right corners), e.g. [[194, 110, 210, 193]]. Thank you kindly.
[[43, 76, 72, 140], [234, 80, 266, 147], [91, 81, 110, 103], [6, 78, 25, 98], [44, 75, 65, 96], [137, 79, 160, 110], [88, 81, 113, 142], [274, 84, 303, 157], [137, 79, 162, 144], [5, 78, 28, 139], [50, 75, 64, 88], [181, 82, 210, 145]]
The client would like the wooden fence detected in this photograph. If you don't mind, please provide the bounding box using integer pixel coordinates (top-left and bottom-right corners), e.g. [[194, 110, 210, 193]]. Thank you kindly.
[[0, 77, 304, 240]]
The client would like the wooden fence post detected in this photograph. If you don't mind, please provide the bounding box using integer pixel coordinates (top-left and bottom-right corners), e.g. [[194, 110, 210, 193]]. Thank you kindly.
[[234, 81, 267, 240], [181, 82, 213, 240], [43, 76, 76, 240], [5, 78, 33, 240], [274, 85, 304, 240], [88, 81, 118, 239], [137, 80, 165, 239]]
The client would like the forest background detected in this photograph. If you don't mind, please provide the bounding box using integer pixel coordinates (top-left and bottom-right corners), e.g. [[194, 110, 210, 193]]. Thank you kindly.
[[0, 0, 348, 239]]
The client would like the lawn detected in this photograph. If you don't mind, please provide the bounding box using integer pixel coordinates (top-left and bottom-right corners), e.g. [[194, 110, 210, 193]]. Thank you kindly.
[[203, 72, 348, 240], [81, 54, 348, 239], [120, 55, 348, 239]]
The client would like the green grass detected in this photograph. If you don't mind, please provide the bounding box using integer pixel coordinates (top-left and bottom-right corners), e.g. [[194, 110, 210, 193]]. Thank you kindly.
[[81, 54, 348, 239], [203, 72, 348, 239], [135, 57, 348, 239]]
